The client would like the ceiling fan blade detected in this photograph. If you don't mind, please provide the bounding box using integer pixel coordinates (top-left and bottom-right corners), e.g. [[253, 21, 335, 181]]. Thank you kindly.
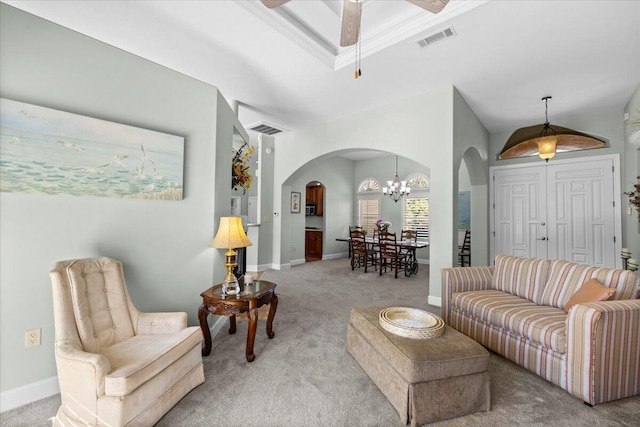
[[405, 0, 449, 14], [340, 0, 362, 47], [260, 0, 291, 9]]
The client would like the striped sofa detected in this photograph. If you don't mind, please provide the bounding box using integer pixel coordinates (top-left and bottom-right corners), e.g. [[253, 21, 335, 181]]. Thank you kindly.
[[442, 255, 640, 405]]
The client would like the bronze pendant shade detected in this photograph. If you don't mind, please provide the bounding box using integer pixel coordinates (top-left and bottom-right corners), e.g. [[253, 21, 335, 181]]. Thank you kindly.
[[499, 97, 607, 161]]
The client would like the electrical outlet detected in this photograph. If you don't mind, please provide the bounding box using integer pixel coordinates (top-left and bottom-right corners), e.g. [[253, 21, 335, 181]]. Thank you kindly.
[[25, 328, 41, 348]]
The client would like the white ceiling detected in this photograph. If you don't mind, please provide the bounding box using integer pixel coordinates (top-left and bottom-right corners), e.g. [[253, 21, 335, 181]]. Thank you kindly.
[[4, 0, 640, 138]]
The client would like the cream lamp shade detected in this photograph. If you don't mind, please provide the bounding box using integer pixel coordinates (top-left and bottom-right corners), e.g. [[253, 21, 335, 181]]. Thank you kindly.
[[210, 216, 252, 250], [210, 216, 252, 296]]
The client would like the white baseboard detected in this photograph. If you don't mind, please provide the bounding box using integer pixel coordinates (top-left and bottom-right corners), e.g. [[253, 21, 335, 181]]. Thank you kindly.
[[428, 296, 442, 307], [0, 375, 60, 413], [323, 252, 348, 260], [290, 258, 306, 266], [247, 263, 273, 272]]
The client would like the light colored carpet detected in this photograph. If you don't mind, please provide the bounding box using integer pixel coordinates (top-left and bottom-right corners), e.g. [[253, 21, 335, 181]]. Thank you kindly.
[[1, 259, 638, 426]]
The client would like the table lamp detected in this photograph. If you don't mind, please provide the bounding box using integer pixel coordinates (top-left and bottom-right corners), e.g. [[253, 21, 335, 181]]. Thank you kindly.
[[210, 216, 252, 296]]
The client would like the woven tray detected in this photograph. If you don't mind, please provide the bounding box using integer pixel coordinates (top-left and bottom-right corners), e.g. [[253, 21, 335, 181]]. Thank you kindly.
[[379, 307, 444, 339]]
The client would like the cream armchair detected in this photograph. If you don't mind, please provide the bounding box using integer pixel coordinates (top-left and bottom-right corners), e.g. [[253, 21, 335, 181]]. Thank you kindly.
[[50, 257, 205, 426]]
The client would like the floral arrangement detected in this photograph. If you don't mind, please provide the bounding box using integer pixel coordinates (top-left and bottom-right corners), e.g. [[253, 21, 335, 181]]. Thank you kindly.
[[376, 219, 392, 232], [624, 176, 640, 221], [231, 143, 254, 194]]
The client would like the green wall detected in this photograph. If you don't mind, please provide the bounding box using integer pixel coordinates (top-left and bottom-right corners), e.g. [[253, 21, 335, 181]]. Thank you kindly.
[[288, 156, 355, 263], [271, 86, 490, 307], [0, 4, 237, 400], [623, 85, 640, 257]]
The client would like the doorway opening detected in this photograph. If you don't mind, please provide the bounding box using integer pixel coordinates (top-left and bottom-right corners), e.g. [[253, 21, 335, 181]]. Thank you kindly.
[[305, 181, 324, 261]]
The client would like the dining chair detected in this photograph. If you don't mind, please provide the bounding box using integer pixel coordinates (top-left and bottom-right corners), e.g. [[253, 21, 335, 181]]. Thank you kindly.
[[350, 228, 377, 272], [378, 231, 408, 279], [458, 229, 471, 266], [348, 225, 364, 258]]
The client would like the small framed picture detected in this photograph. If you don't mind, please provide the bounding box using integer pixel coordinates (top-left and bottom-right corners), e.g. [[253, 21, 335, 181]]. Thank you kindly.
[[291, 192, 301, 213]]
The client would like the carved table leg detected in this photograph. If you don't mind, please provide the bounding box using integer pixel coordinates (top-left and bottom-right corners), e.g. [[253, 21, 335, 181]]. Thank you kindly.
[[246, 302, 258, 362], [229, 314, 237, 335], [266, 293, 278, 339], [198, 303, 212, 356]]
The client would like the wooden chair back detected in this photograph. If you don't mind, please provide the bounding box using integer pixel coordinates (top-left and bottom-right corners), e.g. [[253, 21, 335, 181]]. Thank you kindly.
[[350, 228, 367, 254], [458, 229, 471, 266], [460, 229, 471, 251], [378, 231, 398, 257]]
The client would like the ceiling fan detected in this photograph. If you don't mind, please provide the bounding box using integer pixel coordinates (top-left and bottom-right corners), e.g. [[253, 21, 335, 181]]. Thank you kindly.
[[260, 0, 450, 47]]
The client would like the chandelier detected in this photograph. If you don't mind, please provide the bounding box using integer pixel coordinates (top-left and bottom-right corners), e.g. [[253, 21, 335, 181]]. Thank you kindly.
[[382, 156, 410, 203]]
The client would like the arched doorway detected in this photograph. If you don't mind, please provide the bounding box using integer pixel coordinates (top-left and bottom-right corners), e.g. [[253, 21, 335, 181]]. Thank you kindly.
[[457, 147, 488, 266], [305, 180, 324, 261]]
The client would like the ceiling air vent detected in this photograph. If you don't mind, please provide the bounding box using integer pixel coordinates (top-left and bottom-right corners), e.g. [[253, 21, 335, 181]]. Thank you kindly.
[[246, 121, 288, 136], [416, 26, 456, 48]]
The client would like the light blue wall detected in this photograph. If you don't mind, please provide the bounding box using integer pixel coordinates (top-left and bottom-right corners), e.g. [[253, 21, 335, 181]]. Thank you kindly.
[[255, 134, 276, 270], [453, 89, 490, 266], [0, 4, 236, 394], [288, 156, 354, 263], [272, 86, 457, 305], [623, 85, 640, 257]]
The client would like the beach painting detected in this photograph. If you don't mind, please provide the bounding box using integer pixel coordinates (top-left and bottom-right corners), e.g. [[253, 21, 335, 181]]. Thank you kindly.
[[0, 98, 184, 200], [458, 191, 471, 229]]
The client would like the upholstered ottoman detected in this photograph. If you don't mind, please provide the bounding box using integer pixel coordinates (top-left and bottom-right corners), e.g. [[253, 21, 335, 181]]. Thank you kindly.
[[346, 306, 490, 426]]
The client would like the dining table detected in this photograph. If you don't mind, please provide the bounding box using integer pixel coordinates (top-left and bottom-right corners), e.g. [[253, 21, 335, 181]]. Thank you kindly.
[[335, 236, 428, 276]]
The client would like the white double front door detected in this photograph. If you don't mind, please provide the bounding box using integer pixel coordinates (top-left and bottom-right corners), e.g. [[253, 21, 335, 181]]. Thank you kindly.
[[492, 156, 620, 267]]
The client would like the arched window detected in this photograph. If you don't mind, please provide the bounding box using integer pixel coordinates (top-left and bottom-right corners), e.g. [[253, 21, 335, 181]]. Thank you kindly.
[[357, 178, 381, 233], [358, 178, 380, 193], [405, 173, 430, 190], [402, 173, 429, 242]]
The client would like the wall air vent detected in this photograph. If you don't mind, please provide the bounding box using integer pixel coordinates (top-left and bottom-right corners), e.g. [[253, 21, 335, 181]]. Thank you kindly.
[[416, 26, 456, 48], [246, 121, 288, 136]]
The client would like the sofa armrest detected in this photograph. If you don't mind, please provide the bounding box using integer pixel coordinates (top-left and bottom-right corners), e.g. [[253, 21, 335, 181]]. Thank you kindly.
[[55, 340, 111, 424], [566, 299, 640, 405], [441, 266, 494, 324], [136, 311, 187, 334]]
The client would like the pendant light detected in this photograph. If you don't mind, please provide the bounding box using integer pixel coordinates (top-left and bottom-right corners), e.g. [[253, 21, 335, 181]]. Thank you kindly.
[[536, 96, 557, 162], [498, 95, 606, 161], [382, 156, 410, 203]]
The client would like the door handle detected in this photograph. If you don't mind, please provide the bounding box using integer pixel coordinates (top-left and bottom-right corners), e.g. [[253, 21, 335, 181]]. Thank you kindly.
[[536, 237, 547, 241]]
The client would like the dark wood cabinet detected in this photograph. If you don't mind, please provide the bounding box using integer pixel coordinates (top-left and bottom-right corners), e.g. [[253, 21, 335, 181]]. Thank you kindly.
[[305, 185, 323, 216], [306, 186, 315, 204], [305, 230, 323, 261]]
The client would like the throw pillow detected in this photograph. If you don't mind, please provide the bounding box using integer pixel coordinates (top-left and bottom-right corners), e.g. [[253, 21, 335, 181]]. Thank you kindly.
[[563, 278, 616, 313]]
